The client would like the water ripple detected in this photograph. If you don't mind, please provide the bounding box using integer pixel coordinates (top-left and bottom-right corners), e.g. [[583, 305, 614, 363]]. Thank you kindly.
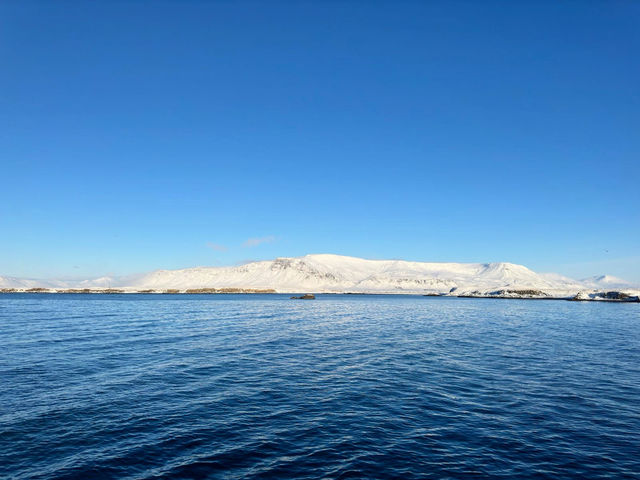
[[1, 294, 639, 479]]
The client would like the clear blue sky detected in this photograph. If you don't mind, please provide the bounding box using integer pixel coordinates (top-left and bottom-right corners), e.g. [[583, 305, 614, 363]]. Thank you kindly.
[[1, 1, 638, 281]]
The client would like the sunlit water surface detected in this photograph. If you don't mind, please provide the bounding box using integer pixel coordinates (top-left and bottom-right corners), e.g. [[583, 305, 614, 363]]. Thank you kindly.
[[1, 294, 639, 479]]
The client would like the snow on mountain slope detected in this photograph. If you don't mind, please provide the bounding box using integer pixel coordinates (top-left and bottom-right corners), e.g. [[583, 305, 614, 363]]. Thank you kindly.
[[0, 275, 38, 289], [0, 275, 117, 289], [580, 275, 636, 290], [115, 254, 592, 294], [0, 275, 65, 289], [1, 254, 635, 297]]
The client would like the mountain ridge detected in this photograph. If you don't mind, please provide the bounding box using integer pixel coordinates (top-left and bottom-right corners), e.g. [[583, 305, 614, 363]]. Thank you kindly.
[[1, 254, 638, 300]]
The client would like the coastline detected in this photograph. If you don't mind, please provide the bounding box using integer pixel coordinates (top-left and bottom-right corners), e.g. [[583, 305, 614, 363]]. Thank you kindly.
[[1, 289, 638, 303]]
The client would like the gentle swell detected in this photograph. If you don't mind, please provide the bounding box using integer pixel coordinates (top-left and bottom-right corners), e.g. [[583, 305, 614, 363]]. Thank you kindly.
[[1, 294, 639, 479]]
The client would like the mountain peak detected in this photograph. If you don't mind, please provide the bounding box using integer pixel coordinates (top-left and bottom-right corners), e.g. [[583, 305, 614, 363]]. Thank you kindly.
[[2, 254, 637, 295], [581, 274, 634, 288]]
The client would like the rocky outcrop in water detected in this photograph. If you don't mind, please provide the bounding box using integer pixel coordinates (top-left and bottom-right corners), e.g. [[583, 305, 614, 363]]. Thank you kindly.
[[291, 294, 315, 300]]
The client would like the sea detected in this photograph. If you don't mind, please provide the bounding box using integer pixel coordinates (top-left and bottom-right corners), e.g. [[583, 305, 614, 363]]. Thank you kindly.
[[1, 294, 639, 479]]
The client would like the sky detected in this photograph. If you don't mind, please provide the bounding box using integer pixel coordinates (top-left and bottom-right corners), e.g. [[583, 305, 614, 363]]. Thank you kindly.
[[1, 1, 639, 282]]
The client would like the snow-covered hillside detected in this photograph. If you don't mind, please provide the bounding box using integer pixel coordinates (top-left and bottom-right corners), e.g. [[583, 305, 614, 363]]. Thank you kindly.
[[580, 275, 634, 290], [2, 254, 637, 299], [0, 275, 67, 289]]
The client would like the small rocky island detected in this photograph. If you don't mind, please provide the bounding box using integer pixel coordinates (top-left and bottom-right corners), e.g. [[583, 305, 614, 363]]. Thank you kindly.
[[290, 294, 315, 300]]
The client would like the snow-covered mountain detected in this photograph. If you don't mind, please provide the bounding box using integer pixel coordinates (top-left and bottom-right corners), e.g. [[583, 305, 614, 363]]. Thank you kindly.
[[580, 275, 635, 290], [0, 275, 67, 289], [2, 254, 637, 298], [0, 275, 119, 290], [120, 254, 580, 294]]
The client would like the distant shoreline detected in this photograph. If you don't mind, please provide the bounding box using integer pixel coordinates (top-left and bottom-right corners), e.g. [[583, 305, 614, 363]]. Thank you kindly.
[[3, 255, 637, 303], [1, 289, 638, 303]]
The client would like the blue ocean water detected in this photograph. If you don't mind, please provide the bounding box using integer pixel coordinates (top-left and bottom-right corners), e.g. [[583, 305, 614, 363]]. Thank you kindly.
[[1, 294, 639, 480]]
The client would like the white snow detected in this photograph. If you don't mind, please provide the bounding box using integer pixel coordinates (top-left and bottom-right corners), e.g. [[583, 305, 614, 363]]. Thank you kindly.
[[2, 254, 637, 299], [580, 274, 635, 290]]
